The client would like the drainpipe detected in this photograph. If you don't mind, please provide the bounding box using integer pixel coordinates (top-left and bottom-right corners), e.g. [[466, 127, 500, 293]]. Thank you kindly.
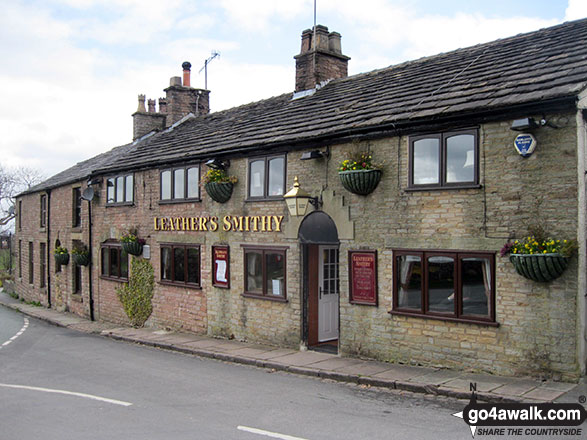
[[46, 189, 51, 308], [576, 92, 587, 376], [87, 197, 94, 321]]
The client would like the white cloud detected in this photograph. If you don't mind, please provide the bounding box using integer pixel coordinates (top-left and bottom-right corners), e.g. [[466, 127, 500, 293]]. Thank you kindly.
[[565, 0, 587, 20], [218, 0, 311, 31]]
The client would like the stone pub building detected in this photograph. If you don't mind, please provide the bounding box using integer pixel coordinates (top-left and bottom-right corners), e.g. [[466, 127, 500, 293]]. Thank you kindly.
[[15, 20, 587, 381]]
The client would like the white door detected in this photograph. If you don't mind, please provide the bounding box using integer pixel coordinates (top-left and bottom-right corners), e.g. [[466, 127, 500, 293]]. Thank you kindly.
[[318, 246, 339, 342]]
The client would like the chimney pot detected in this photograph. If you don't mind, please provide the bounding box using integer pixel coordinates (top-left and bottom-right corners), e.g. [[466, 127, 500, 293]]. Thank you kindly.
[[328, 32, 342, 54], [158, 97, 168, 113], [137, 94, 146, 112], [182, 61, 191, 87], [170, 76, 182, 87], [148, 99, 156, 113]]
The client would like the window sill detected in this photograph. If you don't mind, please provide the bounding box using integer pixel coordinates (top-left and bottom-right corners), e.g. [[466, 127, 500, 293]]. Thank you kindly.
[[71, 294, 83, 303], [389, 310, 499, 327], [245, 197, 284, 203], [71, 227, 82, 233], [105, 202, 134, 208], [100, 276, 128, 283], [159, 280, 202, 290], [241, 293, 288, 303], [158, 198, 201, 205], [39, 227, 47, 233], [404, 184, 482, 192]]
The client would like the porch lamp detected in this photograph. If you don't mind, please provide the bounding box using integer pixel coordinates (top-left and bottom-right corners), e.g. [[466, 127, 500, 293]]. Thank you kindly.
[[284, 176, 312, 217]]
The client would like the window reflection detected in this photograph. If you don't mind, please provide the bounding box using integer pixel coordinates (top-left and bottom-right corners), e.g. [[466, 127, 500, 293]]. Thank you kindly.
[[187, 167, 199, 199], [246, 251, 263, 293], [413, 138, 440, 184], [250, 160, 265, 197], [174, 169, 185, 199], [396, 255, 422, 310], [446, 134, 474, 183], [427, 256, 454, 313], [461, 257, 491, 317], [268, 157, 284, 196]]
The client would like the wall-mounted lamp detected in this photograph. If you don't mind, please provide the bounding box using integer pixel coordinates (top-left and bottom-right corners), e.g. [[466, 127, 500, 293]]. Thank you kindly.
[[511, 117, 539, 131], [300, 149, 329, 160], [206, 158, 230, 170], [284, 176, 321, 217]]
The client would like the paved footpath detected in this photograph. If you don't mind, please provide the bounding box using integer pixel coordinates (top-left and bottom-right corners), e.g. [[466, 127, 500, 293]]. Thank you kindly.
[[1, 291, 585, 405]]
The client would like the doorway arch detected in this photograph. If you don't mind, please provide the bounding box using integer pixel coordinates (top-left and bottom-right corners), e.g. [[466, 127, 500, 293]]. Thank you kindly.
[[299, 211, 340, 352]]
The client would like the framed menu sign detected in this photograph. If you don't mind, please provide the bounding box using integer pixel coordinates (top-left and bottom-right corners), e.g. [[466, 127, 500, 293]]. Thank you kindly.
[[349, 250, 378, 306], [212, 245, 230, 289]]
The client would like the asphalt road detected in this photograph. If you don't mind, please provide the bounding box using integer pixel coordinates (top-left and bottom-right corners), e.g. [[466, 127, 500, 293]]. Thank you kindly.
[[0, 306, 574, 440]]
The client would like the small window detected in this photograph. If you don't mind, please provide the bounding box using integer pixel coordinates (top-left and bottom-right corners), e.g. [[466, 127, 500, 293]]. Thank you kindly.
[[393, 249, 494, 324], [160, 165, 200, 202], [409, 130, 478, 189], [28, 242, 34, 284], [73, 263, 82, 294], [72, 188, 82, 228], [18, 200, 22, 230], [40, 243, 46, 288], [248, 155, 286, 200], [106, 175, 134, 205], [18, 240, 22, 278], [160, 243, 201, 287], [100, 242, 128, 281], [40, 194, 47, 228], [243, 246, 286, 300]]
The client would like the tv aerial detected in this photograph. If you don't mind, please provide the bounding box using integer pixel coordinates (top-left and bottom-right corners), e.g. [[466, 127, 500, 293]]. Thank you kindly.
[[199, 51, 220, 90]]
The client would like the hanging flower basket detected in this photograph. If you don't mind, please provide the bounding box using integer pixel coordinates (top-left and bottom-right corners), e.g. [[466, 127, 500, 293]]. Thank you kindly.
[[509, 253, 569, 282], [122, 241, 143, 256], [54, 252, 70, 266], [72, 252, 90, 267], [204, 181, 234, 203], [338, 169, 382, 195]]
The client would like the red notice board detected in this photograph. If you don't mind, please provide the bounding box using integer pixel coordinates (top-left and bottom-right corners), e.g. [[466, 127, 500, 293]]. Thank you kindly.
[[212, 245, 230, 289], [349, 250, 378, 306]]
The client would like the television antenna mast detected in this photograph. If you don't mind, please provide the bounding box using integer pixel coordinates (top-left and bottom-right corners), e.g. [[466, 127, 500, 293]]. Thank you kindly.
[[199, 51, 220, 90]]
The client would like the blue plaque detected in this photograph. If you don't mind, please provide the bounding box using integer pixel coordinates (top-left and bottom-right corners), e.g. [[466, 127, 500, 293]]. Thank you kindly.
[[514, 133, 537, 157]]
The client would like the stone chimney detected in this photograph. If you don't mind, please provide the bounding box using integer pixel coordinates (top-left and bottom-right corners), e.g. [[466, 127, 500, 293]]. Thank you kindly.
[[132, 62, 211, 140], [132, 95, 166, 140], [294, 25, 350, 93]]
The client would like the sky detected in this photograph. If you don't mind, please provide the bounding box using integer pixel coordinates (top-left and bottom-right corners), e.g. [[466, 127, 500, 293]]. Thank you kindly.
[[1, 0, 586, 180]]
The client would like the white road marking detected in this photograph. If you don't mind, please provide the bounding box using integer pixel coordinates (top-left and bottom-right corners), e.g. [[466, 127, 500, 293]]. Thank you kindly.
[[0, 383, 133, 407], [237, 426, 309, 440], [0, 317, 29, 350]]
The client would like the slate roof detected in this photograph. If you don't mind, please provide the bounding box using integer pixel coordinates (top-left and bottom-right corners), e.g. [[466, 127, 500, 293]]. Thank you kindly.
[[21, 18, 587, 194]]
